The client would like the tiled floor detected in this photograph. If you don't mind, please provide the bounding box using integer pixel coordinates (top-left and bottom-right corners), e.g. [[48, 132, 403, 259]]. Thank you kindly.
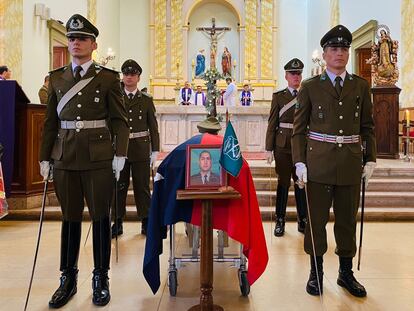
[[1, 221, 413, 311]]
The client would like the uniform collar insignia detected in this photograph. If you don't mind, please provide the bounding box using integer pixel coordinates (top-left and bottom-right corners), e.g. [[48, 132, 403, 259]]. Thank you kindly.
[[348, 74, 353, 80], [320, 72, 327, 81]]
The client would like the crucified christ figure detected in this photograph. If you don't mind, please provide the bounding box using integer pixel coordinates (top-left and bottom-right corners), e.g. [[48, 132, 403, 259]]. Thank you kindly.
[[197, 18, 231, 69]]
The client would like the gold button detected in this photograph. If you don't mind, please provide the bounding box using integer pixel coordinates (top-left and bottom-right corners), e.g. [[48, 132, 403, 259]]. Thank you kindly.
[[99, 135, 102, 138], [77, 104, 82, 108], [129, 110, 132, 113], [338, 143, 342, 147], [318, 106, 322, 109], [96, 90, 100, 93], [309, 147, 313, 151], [78, 92, 82, 96], [76, 116, 81, 120], [339, 129, 343, 134], [130, 127, 133, 130], [129, 118, 132, 121], [339, 101, 343, 105], [76, 129, 80, 132], [339, 115, 343, 119]]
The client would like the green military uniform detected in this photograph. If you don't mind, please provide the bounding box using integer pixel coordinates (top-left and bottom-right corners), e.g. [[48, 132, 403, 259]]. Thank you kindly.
[[112, 89, 160, 221], [39, 14, 129, 308], [265, 58, 307, 236], [111, 59, 160, 237], [291, 24, 376, 297]]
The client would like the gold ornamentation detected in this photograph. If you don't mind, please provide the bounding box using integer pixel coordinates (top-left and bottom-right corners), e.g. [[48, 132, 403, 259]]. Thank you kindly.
[[87, 0, 97, 25], [0, 0, 23, 82], [245, 0, 257, 79], [330, 0, 340, 27], [367, 25, 399, 86], [401, 0, 414, 108], [261, 0, 272, 79], [171, 0, 183, 78], [155, 0, 167, 77]]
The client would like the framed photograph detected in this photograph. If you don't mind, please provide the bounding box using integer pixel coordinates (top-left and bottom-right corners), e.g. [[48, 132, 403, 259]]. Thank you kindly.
[[185, 144, 225, 189]]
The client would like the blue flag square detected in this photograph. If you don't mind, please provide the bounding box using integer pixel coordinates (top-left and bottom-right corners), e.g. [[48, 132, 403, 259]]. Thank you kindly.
[[220, 120, 242, 177]]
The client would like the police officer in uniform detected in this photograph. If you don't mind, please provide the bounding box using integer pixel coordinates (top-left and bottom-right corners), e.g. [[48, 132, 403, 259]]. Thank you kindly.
[[111, 59, 160, 237], [265, 58, 307, 237], [292, 25, 376, 297], [39, 14, 129, 307]]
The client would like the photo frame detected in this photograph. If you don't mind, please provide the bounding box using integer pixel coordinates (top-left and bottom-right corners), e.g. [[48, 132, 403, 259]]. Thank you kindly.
[[185, 144, 225, 189]]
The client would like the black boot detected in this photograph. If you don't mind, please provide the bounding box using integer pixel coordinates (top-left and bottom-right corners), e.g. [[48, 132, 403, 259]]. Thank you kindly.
[[306, 255, 323, 296], [294, 184, 307, 234], [92, 217, 111, 306], [141, 217, 148, 235], [111, 218, 123, 239], [274, 185, 289, 237], [337, 257, 367, 297], [49, 221, 81, 308], [274, 217, 285, 237]]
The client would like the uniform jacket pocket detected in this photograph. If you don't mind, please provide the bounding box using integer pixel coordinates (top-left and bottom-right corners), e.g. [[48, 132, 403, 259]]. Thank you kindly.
[[88, 131, 113, 161]]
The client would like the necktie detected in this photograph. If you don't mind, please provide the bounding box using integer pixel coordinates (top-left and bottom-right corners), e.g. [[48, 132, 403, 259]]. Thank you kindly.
[[293, 89, 298, 97], [128, 93, 134, 100], [203, 175, 208, 184], [74, 66, 82, 83], [335, 76, 343, 97]]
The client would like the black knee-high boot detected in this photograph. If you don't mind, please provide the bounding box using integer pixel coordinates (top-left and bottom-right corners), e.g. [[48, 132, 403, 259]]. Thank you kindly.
[[294, 184, 307, 233], [49, 221, 81, 308], [274, 185, 289, 236], [306, 255, 323, 296], [92, 216, 111, 306], [337, 257, 367, 297]]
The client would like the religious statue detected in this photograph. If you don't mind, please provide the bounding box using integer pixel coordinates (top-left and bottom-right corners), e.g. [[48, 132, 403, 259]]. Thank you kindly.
[[195, 49, 206, 77], [367, 25, 399, 86], [197, 18, 230, 69], [221, 47, 231, 77]]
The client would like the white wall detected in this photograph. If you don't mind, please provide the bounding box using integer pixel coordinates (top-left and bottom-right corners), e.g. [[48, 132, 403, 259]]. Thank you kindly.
[[119, 0, 150, 90], [187, 2, 239, 80], [22, 0, 87, 102], [96, 0, 120, 71], [276, 0, 309, 88]]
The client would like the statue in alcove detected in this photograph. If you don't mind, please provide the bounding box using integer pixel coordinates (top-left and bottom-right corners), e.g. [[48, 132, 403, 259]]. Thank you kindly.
[[221, 47, 232, 77]]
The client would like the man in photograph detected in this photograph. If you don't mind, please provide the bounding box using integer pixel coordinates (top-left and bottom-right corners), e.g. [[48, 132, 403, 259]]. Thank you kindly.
[[190, 150, 220, 185]]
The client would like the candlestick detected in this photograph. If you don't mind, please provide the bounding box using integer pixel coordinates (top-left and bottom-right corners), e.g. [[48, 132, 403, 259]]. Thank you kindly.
[[406, 109, 410, 127]]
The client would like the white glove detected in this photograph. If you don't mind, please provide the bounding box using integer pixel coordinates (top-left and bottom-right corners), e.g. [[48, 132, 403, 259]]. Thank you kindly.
[[266, 151, 274, 164], [295, 162, 307, 188], [362, 161, 376, 187], [39, 161, 53, 181], [150, 151, 159, 168], [112, 156, 126, 181]]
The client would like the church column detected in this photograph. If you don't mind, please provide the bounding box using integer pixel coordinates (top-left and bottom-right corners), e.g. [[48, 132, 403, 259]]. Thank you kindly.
[[149, 0, 155, 78], [0, 0, 23, 82], [170, 0, 183, 81], [272, 0, 279, 86], [87, 0, 97, 24], [330, 0, 340, 27], [182, 25, 189, 81], [244, 0, 257, 82], [154, 0, 167, 79], [166, 0, 172, 79], [256, 0, 262, 80], [261, 0, 273, 81], [401, 0, 414, 108], [239, 25, 246, 82]]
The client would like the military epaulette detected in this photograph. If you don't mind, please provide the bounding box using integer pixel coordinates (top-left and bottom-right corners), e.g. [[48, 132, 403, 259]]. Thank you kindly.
[[142, 92, 153, 98], [48, 66, 67, 74], [302, 75, 319, 85], [273, 88, 287, 94], [95, 64, 120, 74], [351, 73, 364, 80]]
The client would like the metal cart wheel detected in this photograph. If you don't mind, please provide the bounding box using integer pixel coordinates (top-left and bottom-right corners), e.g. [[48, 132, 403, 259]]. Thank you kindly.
[[238, 269, 250, 296], [168, 270, 178, 296]]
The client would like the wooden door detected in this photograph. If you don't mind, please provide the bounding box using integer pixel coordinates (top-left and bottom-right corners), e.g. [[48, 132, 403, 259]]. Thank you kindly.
[[356, 47, 372, 86], [53, 46, 68, 69]]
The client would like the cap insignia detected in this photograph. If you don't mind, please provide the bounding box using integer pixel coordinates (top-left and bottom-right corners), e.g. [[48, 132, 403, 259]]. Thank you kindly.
[[69, 18, 84, 30]]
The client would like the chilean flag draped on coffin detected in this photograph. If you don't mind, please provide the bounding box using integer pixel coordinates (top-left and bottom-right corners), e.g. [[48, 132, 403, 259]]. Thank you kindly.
[[143, 133, 268, 294]]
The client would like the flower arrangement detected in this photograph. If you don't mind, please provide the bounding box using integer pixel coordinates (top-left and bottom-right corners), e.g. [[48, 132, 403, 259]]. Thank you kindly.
[[200, 68, 224, 117]]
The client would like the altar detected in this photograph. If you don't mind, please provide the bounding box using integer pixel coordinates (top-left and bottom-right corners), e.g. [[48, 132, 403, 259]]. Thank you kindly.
[[156, 105, 270, 152]]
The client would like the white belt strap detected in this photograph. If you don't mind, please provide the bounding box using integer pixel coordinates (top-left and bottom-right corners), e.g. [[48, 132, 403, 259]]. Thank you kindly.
[[308, 131, 360, 144], [279, 98, 297, 118], [279, 122, 293, 129], [60, 119, 106, 130], [56, 69, 102, 116], [129, 130, 150, 139]]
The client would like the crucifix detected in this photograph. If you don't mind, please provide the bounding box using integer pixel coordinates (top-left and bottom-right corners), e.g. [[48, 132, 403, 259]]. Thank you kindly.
[[197, 18, 231, 69]]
